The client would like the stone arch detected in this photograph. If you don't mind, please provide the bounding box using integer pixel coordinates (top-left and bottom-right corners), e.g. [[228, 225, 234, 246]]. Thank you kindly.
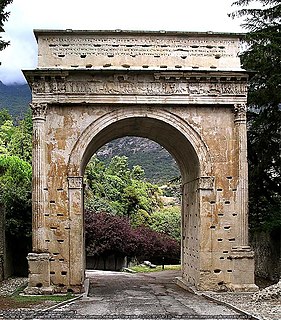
[[24, 29, 258, 295]]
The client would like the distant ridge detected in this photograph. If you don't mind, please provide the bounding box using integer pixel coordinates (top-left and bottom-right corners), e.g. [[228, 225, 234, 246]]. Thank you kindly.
[[0, 81, 31, 118]]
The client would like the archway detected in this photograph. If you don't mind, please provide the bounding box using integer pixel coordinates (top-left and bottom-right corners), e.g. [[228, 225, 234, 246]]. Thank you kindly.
[[24, 29, 258, 294]]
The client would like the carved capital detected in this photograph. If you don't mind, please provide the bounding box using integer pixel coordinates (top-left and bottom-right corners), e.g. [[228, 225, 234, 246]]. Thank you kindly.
[[30, 103, 48, 120], [198, 176, 215, 190], [68, 176, 83, 189], [234, 104, 247, 122]]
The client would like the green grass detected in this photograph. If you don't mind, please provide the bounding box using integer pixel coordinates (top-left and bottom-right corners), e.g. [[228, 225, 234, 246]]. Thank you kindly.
[[128, 264, 181, 273], [11, 285, 75, 304]]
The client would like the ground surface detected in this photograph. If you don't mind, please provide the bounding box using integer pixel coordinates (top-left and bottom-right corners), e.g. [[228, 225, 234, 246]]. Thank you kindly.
[[0, 271, 280, 319]]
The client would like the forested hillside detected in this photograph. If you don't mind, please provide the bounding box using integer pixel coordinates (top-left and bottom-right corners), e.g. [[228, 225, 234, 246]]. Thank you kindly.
[[0, 81, 31, 117]]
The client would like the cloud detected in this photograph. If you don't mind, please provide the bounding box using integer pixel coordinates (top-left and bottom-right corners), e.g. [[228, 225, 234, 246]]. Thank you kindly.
[[0, 0, 244, 84]]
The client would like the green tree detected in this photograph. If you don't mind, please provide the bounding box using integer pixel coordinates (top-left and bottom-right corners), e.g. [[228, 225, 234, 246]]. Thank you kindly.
[[0, 155, 32, 238], [0, 0, 13, 51], [85, 156, 162, 217], [231, 0, 281, 230], [150, 206, 181, 242]]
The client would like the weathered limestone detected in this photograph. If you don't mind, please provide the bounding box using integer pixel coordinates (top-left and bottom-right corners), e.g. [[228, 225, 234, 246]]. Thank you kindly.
[[24, 30, 258, 293]]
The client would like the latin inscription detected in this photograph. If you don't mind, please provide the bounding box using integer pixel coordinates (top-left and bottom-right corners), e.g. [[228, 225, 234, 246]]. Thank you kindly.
[[44, 36, 235, 59]]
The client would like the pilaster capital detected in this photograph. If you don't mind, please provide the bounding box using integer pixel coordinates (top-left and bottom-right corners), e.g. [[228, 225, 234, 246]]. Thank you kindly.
[[30, 102, 48, 120], [68, 176, 83, 189], [234, 103, 247, 122]]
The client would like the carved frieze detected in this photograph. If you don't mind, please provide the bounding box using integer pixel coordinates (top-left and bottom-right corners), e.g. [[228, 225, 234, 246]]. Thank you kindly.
[[31, 75, 247, 97]]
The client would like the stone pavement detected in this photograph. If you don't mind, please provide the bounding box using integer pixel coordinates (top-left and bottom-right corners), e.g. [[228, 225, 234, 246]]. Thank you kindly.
[[52, 270, 249, 319]]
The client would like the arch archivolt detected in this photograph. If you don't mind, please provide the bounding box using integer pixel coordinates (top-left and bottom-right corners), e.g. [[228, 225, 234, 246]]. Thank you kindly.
[[67, 106, 212, 180]]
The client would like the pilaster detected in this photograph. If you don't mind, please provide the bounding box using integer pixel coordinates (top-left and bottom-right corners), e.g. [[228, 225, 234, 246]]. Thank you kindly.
[[234, 103, 248, 246], [68, 176, 85, 292], [30, 102, 48, 252]]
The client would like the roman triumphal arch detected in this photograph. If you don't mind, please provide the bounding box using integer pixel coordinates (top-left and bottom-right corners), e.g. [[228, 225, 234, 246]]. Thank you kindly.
[[24, 30, 258, 294]]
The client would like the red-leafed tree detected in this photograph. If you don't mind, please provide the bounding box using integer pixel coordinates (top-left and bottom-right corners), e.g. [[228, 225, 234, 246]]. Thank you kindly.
[[85, 210, 180, 264]]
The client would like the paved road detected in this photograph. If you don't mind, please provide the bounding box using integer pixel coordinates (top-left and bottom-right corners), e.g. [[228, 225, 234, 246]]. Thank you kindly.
[[53, 270, 249, 319]]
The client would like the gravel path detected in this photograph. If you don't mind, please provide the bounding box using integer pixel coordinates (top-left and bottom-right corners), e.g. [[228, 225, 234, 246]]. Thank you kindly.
[[206, 292, 281, 320], [0, 273, 280, 320], [0, 277, 27, 296]]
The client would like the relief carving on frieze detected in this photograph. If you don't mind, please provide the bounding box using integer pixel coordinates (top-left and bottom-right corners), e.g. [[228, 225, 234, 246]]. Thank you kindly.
[[31, 75, 247, 97]]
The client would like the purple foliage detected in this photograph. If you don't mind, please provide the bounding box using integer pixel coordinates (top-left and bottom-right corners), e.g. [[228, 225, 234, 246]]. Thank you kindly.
[[85, 210, 180, 262]]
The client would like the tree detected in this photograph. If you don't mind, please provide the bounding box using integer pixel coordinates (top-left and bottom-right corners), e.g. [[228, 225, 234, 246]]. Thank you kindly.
[[231, 0, 281, 231], [0, 0, 13, 52], [85, 156, 162, 217]]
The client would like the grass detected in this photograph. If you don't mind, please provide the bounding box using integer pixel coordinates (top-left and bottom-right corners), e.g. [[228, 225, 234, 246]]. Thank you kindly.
[[128, 264, 181, 273], [3, 284, 76, 307]]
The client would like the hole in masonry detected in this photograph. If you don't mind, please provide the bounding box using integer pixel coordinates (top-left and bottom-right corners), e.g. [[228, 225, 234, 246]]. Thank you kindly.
[[103, 63, 111, 67], [122, 64, 130, 68], [86, 64, 92, 68], [57, 240, 64, 243], [210, 201, 216, 204], [175, 65, 182, 68], [59, 258, 64, 262], [215, 54, 221, 59], [214, 269, 221, 273], [61, 271, 67, 276], [218, 281, 224, 286], [227, 270, 233, 273], [67, 289, 74, 293], [220, 257, 224, 260], [160, 65, 167, 68], [58, 54, 65, 58], [107, 53, 114, 57], [80, 54, 86, 58], [57, 213, 64, 216], [218, 213, 224, 216], [58, 284, 65, 288], [217, 188, 223, 191], [45, 240, 50, 242], [50, 271, 55, 275], [57, 188, 63, 191], [226, 176, 233, 180], [210, 226, 216, 229], [142, 65, 149, 68], [229, 238, 235, 242], [223, 251, 228, 253], [36, 283, 43, 288], [232, 213, 238, 216], [225, 201, 231, 204], [181, 56, 187, 59], [50, 200, 55, 204], [50, 227, 57, 230], [224, 226, 230, 230], [217, 238, 223, 242]]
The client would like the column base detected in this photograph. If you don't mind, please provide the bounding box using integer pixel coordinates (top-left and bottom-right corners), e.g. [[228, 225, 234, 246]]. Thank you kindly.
[[227, 246, 259, 292], [26, 252, 53, 295]]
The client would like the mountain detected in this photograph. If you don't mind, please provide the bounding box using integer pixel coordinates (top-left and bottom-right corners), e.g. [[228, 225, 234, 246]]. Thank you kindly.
[[96, 137, 180, 184], [0, 81, 31, 118], [0, 83, 180, 183]]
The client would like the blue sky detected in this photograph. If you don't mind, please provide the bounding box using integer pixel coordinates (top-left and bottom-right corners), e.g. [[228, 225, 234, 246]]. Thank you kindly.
[[0, 0, 244, 84]]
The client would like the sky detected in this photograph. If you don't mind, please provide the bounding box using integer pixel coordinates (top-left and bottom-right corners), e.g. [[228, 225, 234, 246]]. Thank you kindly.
[[0, 0, 245, 85]]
